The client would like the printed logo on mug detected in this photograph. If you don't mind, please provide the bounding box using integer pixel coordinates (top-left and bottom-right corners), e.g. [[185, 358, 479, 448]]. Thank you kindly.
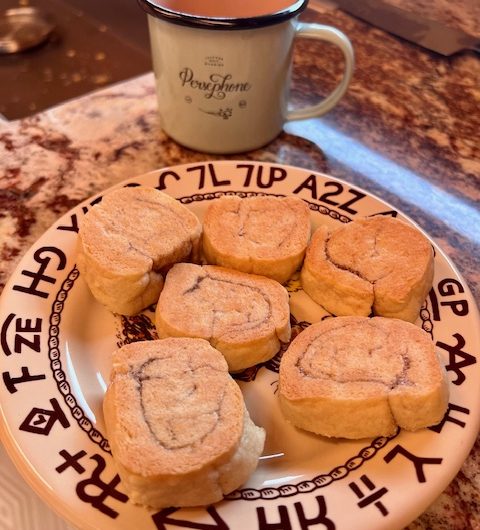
[[138, 0, 355, 154]]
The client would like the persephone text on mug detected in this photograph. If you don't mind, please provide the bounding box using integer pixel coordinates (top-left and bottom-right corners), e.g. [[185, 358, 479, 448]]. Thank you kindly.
[[179, 68, 252, 101]]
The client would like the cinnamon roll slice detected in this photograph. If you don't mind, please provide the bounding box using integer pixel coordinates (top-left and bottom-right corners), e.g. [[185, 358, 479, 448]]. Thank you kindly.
[[203, 195, 311, 284], [78, 186, 202, 315], [279, 316, 449, 439], [155, 263, 291, 372], [300, 216, 434, 323], [103, 337, 265, 508]]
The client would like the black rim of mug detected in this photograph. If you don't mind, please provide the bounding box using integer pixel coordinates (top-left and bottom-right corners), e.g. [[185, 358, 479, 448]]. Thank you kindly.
[[136, 0, 308, 29]]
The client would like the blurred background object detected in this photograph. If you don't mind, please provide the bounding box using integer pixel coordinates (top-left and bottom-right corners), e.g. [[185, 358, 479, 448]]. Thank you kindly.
[[0, 0, 151, 120], [0, 7, 55, 54], [333, 0, 480, 56]]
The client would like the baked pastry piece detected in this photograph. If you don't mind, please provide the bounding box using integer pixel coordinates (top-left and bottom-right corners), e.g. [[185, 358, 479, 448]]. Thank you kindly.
[[300, 216, 434, 322], [77, 186, 202, 315], [155, 263, 291, 371], [103, 337, 265, 508], [279, 316, 449, 439], [202, 195, 311, 284]]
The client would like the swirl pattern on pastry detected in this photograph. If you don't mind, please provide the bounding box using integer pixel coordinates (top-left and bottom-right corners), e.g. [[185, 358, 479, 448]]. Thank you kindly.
[[103, 337, 265, 508], [279, 316, 449, 439], [300, 216, 434, 322], [203, 195, 311, 284], [155, 263, 291, 371], [78, 186, 202, 315]]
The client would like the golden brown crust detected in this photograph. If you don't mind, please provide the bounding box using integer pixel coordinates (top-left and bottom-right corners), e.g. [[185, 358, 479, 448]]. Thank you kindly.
[[279, 316, 449, 439], [77, 186, 202, 315], [103, 338, 265, 508], [300, 217, 434, 322], [203, 195, 311, 284], [155, 263, 291, 371]]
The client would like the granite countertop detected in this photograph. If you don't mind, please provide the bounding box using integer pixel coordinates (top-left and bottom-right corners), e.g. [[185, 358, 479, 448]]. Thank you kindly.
[[0, 1, 479, 529]]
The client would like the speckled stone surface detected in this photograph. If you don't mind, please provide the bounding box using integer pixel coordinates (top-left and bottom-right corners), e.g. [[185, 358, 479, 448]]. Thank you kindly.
[[0, 2, 479, 529]]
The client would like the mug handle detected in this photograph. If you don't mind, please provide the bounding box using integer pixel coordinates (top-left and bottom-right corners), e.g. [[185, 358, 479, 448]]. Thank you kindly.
[[286, 22, 355, 121]]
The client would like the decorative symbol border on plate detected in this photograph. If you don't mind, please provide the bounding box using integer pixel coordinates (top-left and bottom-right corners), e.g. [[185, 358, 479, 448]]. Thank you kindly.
[[48, 266, 111, 453], [226, 434, 397, 501]]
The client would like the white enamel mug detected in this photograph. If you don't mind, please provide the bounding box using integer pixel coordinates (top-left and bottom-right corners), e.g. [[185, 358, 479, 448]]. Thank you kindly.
[[138, 0, 354, 154]]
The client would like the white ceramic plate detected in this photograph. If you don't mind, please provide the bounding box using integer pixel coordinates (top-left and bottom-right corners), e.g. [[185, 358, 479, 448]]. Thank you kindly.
[[1, 161, 479, 530]]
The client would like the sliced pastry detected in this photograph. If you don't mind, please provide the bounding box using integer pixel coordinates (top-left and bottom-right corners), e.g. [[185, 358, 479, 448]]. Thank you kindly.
[[103, 337, 265, 508], [279, 316, 449, 439], [300, 216, 434, 322], [77, 186, 202, 315], [155, 263, 291, 371], [202, 195, 311, 284]]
